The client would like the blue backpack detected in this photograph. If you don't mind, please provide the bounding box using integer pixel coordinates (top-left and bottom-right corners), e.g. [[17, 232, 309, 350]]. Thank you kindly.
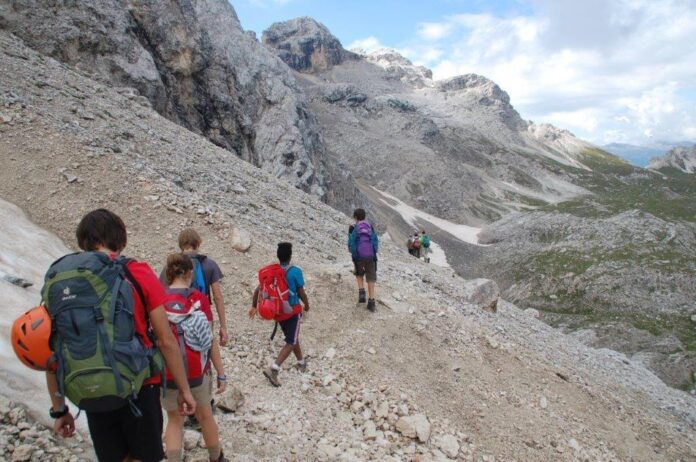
[[190, 255, 208, 297]]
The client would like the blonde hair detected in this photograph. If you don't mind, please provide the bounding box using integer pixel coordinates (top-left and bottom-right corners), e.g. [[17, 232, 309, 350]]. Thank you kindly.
[[165, 253, 193, 285], [178, 228, 202, 250]]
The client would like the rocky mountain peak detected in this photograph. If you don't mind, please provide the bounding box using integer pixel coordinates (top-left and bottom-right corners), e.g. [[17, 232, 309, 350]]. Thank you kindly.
[[648, 145, 696, 173], [262, 17, 356, 72], [354, 48, 433, 87], [437, 74, 510, 104]]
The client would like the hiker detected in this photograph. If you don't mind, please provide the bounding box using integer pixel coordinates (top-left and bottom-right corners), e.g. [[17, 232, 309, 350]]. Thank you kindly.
[[248, 242, 309, 387], [407, 231, 420, 259], [160, 253, 228, 462], [42, 209, 195, 462], [419, 230, 431, 263], [348, 209, 379, 312], [161, 229, 229, 346]]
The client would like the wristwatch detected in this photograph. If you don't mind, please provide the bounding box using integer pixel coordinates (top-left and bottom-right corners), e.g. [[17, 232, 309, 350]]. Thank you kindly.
[[49, 405, 69, 419], [217, 374, 227, 382]]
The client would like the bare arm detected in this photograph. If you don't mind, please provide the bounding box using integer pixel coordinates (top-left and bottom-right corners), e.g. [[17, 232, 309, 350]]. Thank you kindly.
[[298, 287, 310, 312], [149, 306, 196, 415], [46, 372, 75, 438], [211, 281, 228, 345], [248, 286, 260, 318], [209, 323, 226, 394]]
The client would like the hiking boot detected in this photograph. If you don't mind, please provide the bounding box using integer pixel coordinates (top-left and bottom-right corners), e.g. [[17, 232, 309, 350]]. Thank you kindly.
[[213, 451, 229, 462], [367, 299, 376, 312], [358, 289, 366, 304], [263, 367, 281, 387], [296, 359, 308, 373]]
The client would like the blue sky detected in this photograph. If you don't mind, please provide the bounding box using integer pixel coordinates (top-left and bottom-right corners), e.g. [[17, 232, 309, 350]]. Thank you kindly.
[[232, 0, 696, 149]]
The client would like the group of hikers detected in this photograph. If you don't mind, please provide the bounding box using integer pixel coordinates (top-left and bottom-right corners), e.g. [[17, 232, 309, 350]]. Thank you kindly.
[[407, 230, 431, 263], [10, 206, 380, 462]]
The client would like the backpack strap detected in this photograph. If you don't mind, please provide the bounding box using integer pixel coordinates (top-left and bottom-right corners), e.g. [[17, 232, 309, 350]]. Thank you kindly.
[[270, 321, 278, 341], [121, 259, 147, 309]]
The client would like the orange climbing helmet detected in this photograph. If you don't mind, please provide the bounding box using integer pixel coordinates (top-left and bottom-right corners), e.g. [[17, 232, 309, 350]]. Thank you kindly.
[[11, 305, 55, 371]]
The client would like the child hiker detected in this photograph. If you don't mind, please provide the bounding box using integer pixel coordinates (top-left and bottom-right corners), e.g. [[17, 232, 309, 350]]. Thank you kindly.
[[248, 242, 310, 387], [161, 253, 228, 462]]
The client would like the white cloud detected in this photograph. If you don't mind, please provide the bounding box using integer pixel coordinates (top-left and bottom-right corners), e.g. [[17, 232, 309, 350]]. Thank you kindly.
[[395, 0, 696, 145], [417, 22, 454, 41]]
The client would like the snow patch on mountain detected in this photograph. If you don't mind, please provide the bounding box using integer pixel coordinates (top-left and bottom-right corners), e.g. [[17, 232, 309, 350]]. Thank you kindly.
[[373, 188, 482, 246]]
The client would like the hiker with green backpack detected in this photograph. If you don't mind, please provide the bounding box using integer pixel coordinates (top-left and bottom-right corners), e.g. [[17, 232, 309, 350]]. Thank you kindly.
[[42, 209, 195, 462], [419, 230, 431, 263]]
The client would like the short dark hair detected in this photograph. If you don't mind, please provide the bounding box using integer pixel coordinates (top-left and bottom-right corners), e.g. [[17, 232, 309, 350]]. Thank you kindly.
[[353, 208, 366, 221], [277, 242, 292, 264], [76, 209, 127, 252]]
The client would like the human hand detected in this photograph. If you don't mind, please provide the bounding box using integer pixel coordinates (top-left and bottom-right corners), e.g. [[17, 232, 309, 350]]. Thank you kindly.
[[303, 304, 310, 312], [177, 389, 196, 416], [247, 307, 257, 319], [54, 413, 75, 438], [219, 328, 229, 346], [216, 377, 227, 394]]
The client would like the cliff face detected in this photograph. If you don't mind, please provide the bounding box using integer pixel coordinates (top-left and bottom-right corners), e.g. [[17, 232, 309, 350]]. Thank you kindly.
[[648, 145, 696, 173], [0, 0, 339, 200]]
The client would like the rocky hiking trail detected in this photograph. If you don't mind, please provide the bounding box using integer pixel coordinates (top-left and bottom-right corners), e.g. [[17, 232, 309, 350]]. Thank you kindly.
[[1, 31, 696, 461]]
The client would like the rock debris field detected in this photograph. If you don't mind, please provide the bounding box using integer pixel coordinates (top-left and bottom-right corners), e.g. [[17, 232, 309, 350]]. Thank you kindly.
[[1, 32, 696, 461]]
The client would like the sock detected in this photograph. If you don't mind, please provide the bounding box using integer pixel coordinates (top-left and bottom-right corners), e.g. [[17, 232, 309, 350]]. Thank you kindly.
[[297, 358, 305, 365], [207, 445, 221, 461], [166, 449, 183, 462], [271, 362, 281, 371], [359, 288, 365, 293]]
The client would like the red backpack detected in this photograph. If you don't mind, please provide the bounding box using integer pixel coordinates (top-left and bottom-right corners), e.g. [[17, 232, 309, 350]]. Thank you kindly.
[[161, 289, 212, 388], [257, 264, 302, 322]]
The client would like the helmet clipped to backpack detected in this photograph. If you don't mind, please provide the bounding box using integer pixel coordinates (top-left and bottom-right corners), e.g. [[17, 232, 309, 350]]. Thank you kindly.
[[11, 305, 55, 371]]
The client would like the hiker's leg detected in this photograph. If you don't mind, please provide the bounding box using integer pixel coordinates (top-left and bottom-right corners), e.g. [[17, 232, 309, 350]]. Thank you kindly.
[[367, 281, 376, 300], [355, 274, 365, 290], [164, 410, 185, 462], [293, 342, 303, 360], [275, 343, 295, 367], [195, 397, 221, 461]]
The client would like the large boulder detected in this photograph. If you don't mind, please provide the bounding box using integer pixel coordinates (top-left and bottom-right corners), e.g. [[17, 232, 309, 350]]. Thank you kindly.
[[230, 227, 251, 253], [396, 414, 431, 442], [462, 278, 500, 313]]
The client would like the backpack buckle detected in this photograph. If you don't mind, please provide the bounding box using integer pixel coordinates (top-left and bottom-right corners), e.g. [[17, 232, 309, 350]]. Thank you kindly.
[[93, 307, 104, 322]]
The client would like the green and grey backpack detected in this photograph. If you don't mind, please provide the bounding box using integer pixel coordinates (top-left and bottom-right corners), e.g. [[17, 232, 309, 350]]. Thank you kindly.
[[42, 252, 161, 414]]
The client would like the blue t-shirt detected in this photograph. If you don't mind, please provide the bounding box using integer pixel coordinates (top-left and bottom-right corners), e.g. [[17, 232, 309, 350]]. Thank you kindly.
[[282, 265, 304, 306]]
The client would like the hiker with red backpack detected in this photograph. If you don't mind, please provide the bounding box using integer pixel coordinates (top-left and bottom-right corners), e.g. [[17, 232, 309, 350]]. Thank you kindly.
[[161, 229, 229, 346], [248, 242, 309, 387], [348, 208, 379, 312], [160, 253, 228, 462], [39, 209, 195, 462]]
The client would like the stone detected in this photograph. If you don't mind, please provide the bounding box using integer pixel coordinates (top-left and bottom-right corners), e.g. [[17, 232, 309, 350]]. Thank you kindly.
[[462, 279, 500, 313], [395, 414, 431, 442], [363, 420, 377, 440], [437, 434, 460, 458], [324, 347, 337, 360], [230, 227, 251, 252], [183, 430, 201, 450], [11, 444, 33, 461], [216, 384, 244, 413], [539, 396, 548, 409], [523, 308, 540, 318]]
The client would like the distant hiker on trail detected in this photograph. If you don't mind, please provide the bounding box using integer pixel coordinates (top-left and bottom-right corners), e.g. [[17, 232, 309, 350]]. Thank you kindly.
[[349, 208, 379, 312], [41, 209, 195, 462], [160, 253, 228, 462], [420, 230, 431, 263], [161, 228, 229, 346], [407, 231, 421, 259], [249, 242, 310, 387]]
